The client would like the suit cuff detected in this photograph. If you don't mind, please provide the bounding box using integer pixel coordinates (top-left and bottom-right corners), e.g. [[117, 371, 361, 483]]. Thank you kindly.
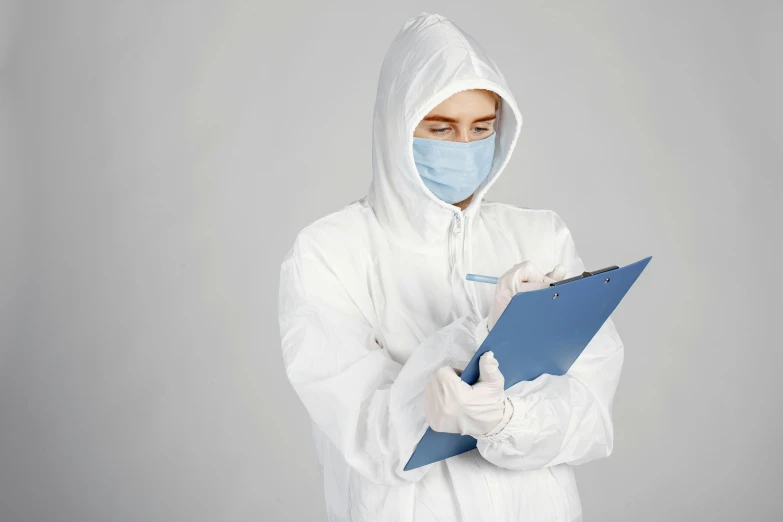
[[475, 395, 525, 443], [477, 396, 514, 439]]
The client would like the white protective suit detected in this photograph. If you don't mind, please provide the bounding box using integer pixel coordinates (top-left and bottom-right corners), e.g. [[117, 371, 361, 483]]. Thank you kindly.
[[278, 12, 624, 522]]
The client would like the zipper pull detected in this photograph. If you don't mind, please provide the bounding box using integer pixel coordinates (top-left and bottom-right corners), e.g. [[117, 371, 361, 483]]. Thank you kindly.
[[452, 213, 463, 234]]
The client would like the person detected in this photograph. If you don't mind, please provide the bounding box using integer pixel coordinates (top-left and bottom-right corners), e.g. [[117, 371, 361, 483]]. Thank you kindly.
[[278, 12, 624, 522]]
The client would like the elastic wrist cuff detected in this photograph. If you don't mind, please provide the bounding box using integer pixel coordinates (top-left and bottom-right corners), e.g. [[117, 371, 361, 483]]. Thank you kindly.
[[478, 397, 513, 439], [476, 396, 523, 443]]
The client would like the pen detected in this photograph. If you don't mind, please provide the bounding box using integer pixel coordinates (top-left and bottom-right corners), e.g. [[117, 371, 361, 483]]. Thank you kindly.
[[465, 274, 498, 284]]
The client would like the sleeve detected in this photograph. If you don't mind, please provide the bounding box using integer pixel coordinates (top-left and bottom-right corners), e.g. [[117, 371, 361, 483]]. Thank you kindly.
[[474, 213, 625, 471], [278, 235, 488, 486]]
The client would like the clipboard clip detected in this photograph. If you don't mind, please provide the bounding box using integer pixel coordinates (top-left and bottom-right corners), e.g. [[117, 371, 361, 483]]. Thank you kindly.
[[550, 265, 619, 287]]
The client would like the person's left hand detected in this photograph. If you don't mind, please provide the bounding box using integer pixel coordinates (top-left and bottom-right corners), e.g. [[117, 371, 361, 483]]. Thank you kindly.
[[424, 351, 510, 437]]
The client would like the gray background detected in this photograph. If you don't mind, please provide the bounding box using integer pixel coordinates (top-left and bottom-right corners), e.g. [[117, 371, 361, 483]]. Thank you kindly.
[[1, 1, 781, 521]]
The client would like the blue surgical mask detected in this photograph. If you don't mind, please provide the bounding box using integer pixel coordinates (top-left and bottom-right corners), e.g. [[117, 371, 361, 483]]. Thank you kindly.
[[412, 132, 496, 204]]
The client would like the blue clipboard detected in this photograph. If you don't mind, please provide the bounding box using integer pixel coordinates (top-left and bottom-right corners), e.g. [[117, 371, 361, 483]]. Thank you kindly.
[[403, 256, 652, 471]]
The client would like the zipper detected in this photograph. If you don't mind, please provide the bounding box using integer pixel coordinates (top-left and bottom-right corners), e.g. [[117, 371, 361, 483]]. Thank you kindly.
[[452, 211, 463, 234], [449, 211, 463, 271], [450, 210, 476, 315], [451, 210, 483, 319]]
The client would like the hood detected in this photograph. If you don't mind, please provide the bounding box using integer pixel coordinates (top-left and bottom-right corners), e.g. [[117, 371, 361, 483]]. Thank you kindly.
[[368, 12, 523, 244]]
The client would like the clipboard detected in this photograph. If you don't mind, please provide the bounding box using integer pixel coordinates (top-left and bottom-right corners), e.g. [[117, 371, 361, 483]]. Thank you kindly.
[[403, 256, 652, 471]]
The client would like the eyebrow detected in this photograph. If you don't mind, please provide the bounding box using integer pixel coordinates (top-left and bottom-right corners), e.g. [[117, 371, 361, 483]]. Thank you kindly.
[[422, 113, 497, 124]]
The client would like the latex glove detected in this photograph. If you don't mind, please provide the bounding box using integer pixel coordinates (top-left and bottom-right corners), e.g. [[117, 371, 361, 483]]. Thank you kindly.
[[424, 351, 512, 437], [487, 262, 566, 331]]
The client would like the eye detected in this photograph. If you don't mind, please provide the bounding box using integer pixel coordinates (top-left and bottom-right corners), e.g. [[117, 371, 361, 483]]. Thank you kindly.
[[432, 128, 449, 134], [472, 126, 490, 133]]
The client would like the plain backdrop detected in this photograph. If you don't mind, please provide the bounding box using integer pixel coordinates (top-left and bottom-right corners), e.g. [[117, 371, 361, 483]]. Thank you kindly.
[[1, 1, 781, 521]]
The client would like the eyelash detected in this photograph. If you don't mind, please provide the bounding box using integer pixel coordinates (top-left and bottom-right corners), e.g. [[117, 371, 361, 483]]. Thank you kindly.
[[432, 126, 490, 134]]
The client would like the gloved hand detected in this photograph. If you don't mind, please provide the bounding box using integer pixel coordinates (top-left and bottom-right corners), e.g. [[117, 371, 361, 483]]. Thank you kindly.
[[487, 262, 566, 331], [424, 351, 512, 437]]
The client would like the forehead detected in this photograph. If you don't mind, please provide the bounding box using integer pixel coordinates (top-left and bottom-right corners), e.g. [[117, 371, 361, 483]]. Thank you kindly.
[[425, 89, 497, 119]]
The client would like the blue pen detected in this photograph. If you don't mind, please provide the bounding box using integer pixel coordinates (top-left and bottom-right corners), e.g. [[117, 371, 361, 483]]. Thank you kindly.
[[465, 273, 498, 284]]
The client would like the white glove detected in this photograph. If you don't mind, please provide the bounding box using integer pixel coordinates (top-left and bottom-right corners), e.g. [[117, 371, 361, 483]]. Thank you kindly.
[[487, 262, 566, 331], [424, 351, 512, 437]]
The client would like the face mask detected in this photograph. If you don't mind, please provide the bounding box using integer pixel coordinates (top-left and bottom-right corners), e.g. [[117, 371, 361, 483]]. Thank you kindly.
[[412, 132, 496, 204]]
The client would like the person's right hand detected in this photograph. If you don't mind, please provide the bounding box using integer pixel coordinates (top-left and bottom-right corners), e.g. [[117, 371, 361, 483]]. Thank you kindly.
[[487, 261, 566, 331]]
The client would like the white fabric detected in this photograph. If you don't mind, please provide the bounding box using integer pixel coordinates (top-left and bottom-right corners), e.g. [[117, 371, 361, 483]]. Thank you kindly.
[[278, 11, 624, 522], [424, 351, 508, 437]]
